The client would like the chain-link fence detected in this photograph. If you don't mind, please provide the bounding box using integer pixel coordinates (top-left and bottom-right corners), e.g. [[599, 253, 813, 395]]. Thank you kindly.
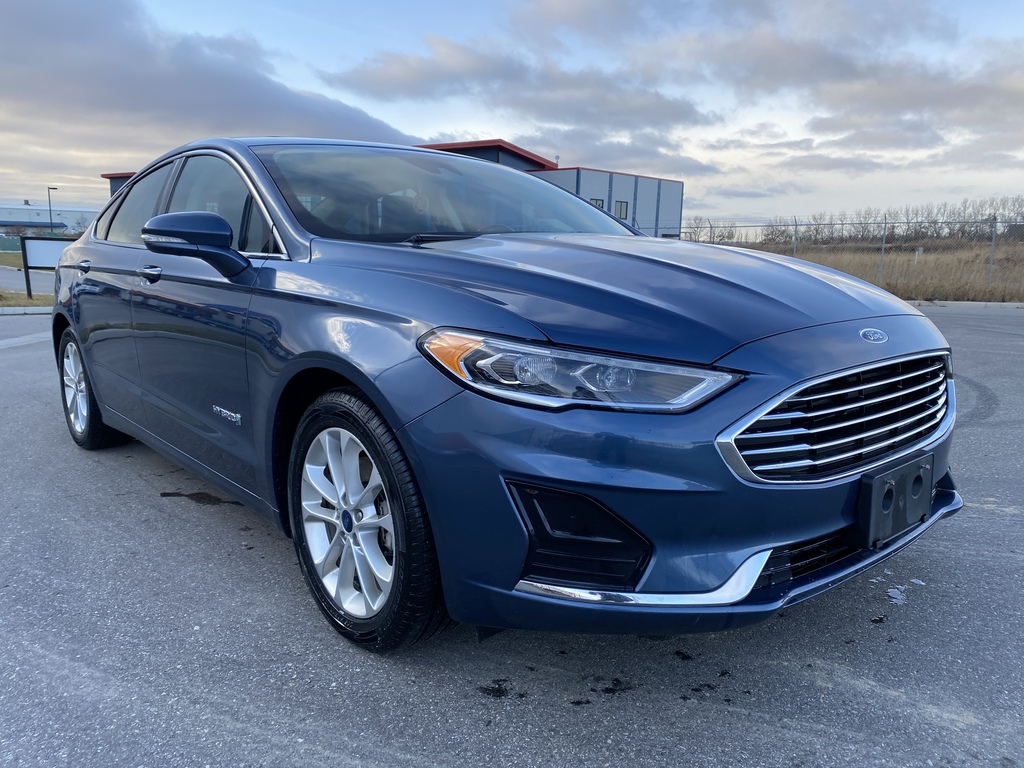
[[681, 217, 1024, 302], [0, 231, 72, 251]]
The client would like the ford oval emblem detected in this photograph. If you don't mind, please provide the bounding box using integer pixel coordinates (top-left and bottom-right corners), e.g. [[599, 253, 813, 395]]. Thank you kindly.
[[860, 328, 888, 343]]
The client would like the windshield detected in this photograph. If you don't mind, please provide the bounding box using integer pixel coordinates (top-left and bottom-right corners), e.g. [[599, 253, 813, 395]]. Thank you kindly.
[[252, 145, 634, 242]]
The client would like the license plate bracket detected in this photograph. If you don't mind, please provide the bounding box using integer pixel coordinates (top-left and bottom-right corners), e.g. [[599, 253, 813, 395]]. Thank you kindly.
[[854, 454, 935, 550]]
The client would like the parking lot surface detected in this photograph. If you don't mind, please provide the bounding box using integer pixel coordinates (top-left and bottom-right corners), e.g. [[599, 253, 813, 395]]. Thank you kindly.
[[0, 305, 1021, 767], [0, 264, 53, 296]]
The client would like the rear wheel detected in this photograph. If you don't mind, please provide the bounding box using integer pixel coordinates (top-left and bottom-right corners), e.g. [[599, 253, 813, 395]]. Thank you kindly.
[[58, 329, 129, 450], [288, 389, 449, 652]]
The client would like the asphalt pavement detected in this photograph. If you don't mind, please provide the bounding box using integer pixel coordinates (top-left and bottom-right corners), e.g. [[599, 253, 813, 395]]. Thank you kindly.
[[0, 306, 1021, 767], [0, 264, 54, 296]]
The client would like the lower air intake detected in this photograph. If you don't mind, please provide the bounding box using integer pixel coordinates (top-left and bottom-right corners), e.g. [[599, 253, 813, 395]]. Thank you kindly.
[[507, 482, 651, 592]]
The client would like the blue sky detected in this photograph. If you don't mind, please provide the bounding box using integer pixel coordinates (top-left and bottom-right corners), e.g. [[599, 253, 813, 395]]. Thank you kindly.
[[2, 0, 1022, 220]]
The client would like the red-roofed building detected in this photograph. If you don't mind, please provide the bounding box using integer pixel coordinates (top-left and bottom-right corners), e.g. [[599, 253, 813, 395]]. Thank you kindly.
[[421, 139, 559, 172], [101, 172, 136, 197]]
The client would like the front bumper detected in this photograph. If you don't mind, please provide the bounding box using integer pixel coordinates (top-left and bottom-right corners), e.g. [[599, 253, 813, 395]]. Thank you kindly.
[[513, 480, 960, 609], [396, 315, 961, 634]]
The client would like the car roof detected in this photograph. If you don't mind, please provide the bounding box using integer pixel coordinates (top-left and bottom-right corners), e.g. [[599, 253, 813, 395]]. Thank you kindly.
[[139, 137, 466, 175], [182, 136, 438, 154], [129, 137, 467, 186]]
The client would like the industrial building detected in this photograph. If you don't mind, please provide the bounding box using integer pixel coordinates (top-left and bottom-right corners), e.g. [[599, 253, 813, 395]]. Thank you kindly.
[[0, 200, 99, 234]]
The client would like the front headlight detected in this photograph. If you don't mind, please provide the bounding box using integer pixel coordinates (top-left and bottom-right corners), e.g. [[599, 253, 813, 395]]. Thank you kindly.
[[420, 329, 740, 412]]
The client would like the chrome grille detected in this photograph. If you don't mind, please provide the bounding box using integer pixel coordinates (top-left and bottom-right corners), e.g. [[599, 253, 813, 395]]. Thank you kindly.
[[732, 354, 950, 482]]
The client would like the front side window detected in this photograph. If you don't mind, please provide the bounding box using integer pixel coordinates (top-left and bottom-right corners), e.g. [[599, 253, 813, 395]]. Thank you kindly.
[[105, 164, 173, 244], [167, 155, 275, 253], [253, 145, 633, 243]]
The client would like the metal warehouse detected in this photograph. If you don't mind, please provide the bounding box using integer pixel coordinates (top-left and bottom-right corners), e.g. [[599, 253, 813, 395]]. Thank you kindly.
[[0, 201, 99, 233]]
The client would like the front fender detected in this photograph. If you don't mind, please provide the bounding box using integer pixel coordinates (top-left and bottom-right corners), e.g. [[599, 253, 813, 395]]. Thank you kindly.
[[244, 286, 467, 528]]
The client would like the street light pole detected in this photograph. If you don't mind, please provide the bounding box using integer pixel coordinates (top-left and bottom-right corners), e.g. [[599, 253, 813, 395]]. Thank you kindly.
[[47, 186, 58, 233]]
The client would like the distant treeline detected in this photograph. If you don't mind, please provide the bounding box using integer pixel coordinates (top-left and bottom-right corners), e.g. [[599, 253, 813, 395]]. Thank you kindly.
[[691, 195, 1024, 246]]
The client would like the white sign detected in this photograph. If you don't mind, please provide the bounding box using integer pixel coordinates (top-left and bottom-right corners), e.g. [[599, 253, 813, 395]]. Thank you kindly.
[[22, 237, 70, 269]]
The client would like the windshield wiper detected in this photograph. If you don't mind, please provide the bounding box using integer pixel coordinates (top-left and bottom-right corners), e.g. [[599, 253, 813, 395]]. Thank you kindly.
[[404, 233, 483, 246]]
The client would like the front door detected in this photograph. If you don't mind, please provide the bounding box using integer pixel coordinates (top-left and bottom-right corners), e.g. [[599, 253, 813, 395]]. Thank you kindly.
[[131, 153, 276, 490]]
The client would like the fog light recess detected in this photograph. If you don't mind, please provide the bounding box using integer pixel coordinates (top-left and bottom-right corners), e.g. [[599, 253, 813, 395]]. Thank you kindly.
[[507, 482, 652, 591]]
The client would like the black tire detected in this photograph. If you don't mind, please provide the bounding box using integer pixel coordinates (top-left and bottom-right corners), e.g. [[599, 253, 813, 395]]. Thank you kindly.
[[57, 329, 130, 450], [288, 388, 449, 653]]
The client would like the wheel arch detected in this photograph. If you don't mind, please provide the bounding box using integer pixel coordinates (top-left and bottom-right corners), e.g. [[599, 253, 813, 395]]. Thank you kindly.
[[267, 358, 402, 536], [52, 311, 71, 363]]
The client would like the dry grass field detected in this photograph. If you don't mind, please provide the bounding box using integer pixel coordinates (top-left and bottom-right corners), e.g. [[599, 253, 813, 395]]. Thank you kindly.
[[745, 240, 1024, 303], [0, 291, 52, 307]]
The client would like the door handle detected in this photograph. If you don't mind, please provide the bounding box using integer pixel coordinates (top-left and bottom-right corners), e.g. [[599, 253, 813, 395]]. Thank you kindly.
[[137, 265, 163, 283], [76, 260, 92, 273]]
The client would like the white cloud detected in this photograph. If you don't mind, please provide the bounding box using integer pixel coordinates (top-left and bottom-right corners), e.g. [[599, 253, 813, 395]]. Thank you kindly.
[[0, 0, 414, 203], [322, 37, 716, 133], [3, 0, 1022, 218]]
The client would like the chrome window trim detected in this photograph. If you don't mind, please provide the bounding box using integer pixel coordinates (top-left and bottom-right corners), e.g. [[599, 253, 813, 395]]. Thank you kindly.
[[514, 550, 772, 607], [716, 352, 955, 486]]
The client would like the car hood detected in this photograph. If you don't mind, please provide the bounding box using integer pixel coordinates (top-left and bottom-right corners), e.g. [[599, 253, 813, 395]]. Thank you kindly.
[[314, 233, 919, 365]]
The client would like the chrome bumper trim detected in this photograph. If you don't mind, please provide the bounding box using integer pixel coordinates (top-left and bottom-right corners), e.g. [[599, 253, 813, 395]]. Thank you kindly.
[[513, 550, 772, 607]]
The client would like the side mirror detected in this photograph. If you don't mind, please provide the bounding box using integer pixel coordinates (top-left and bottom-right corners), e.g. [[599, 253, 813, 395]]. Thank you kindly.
[[142, 212, 250, 278]]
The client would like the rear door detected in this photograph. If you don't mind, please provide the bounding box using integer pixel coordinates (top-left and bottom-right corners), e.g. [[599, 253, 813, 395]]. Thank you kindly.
[[68, 162, 175, 426], [131, 152, 279, 490]]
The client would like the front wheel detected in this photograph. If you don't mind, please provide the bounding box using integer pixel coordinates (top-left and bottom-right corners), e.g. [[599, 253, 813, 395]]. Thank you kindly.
[[58, 329, 129, 450], [288, 389, 449, 652]]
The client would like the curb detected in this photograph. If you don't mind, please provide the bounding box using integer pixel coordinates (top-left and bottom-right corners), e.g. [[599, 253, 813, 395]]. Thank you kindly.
[[908, 300, 1024, 309], [0, 307, 51, 315]]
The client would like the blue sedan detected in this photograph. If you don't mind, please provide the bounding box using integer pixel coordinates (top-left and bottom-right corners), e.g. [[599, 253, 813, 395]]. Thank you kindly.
[[53, 138, 961, 652]]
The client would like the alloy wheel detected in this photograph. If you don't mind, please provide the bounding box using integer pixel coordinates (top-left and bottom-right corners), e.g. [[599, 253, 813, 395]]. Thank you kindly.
[[299, 427, 395, 619], [62, 341, 88, 434]]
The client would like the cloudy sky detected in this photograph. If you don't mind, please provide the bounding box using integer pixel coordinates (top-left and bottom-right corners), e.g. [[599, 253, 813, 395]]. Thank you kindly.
[[2, 0, 1022, 220]]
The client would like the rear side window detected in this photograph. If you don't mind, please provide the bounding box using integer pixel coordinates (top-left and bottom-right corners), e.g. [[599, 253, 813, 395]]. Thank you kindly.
[[93, 196, 121, 240], [105, 164, 173, 245]]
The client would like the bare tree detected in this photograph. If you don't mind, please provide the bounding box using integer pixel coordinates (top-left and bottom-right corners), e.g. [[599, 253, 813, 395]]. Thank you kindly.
[[711, 220, 737, 243], [759, 217, 792, 247], [66, 214, 92, 237], [687, 215, 708, 243]]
